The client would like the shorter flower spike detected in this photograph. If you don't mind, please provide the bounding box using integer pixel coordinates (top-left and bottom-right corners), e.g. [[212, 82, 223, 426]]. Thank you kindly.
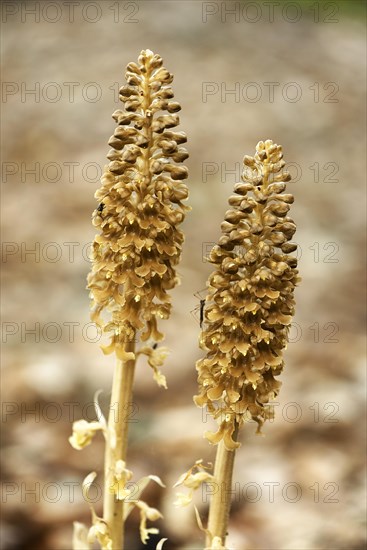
[[195, 140, 300, 449]]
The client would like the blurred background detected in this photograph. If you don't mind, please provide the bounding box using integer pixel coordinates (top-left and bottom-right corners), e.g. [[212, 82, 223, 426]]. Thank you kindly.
[[1, 1, 366, 549]]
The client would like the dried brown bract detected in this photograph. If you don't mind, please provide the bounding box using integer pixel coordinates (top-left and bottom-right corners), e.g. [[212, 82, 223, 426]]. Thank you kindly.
[[195, 140, 300, 450]]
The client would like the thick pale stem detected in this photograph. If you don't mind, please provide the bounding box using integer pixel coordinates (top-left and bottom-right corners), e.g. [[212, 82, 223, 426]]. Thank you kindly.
[[206, 425, 238, 548], [103, 340, 135, 550], [102, 58, 152, 549]]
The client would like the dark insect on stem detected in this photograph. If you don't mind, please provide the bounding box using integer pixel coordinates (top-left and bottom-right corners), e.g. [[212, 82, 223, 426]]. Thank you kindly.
[[152, 343, 158, 350], [192, 289, 207, 328], [199, 298, 205, 328], [97, 202, 105, 213]]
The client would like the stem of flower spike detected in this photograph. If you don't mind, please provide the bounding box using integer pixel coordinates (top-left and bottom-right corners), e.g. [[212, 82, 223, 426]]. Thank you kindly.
[[103, 340, 136, 550], [205, 424, 239, 548]]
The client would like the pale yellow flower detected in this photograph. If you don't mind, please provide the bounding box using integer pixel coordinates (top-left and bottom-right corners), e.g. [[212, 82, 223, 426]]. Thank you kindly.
[[137, 344, 170, 388], [78, 472, 113, 550], [69, 420, 103, 450], [136, 500, 163, 544], [87, 519, 112, 550], [174, 460, 214, 506], [109, 459, 133, 500]]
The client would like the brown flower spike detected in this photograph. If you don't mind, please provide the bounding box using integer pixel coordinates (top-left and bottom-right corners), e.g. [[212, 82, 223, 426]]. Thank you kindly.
[[87, 49, 189, 371], [195, 140, 300, 451]]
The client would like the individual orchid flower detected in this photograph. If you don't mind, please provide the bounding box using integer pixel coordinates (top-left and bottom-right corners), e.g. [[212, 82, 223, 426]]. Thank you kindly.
[[69, 420, 104, 450], [108, 459, 133, 500], [136, 500, 163, 544], [174, 460, 214, 507]]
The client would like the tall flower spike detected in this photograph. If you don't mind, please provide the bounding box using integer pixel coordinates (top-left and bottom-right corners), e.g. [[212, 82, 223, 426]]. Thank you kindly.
[[195, 140, 300, 450], [87, 49, 189, 362], [72, 50, 188, 550]]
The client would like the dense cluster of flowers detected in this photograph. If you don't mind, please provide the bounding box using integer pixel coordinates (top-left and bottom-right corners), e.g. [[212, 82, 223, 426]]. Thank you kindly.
[[87, 49, 189, 369], [195, 140, 300, 450]]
